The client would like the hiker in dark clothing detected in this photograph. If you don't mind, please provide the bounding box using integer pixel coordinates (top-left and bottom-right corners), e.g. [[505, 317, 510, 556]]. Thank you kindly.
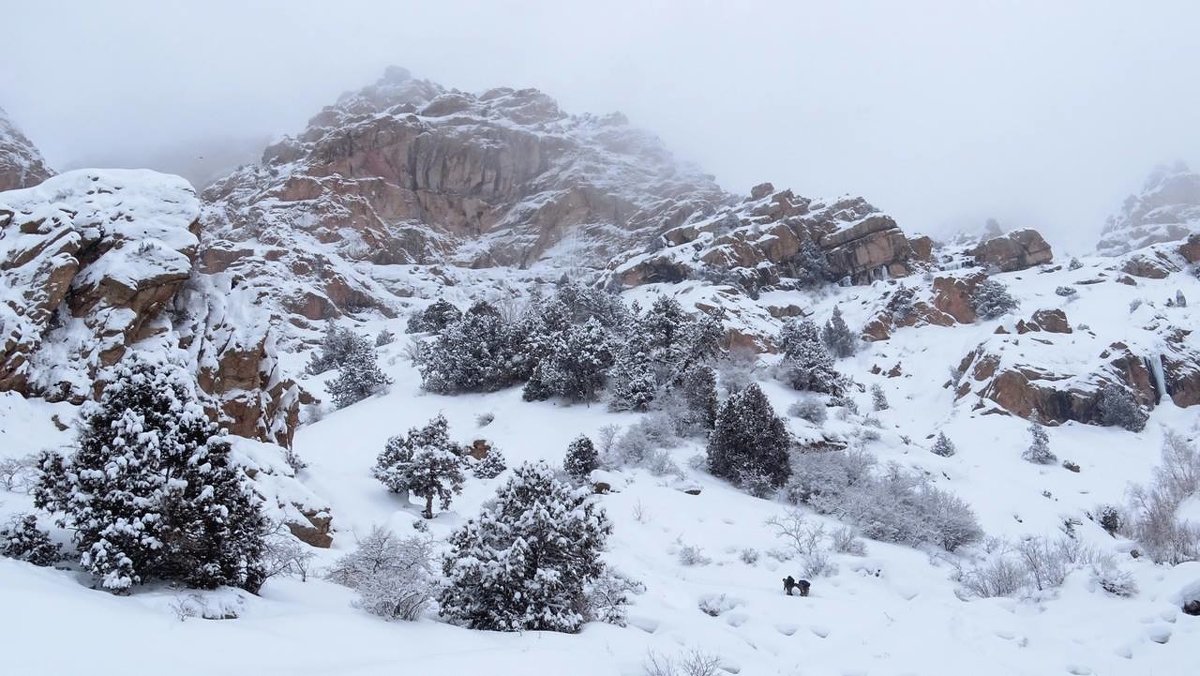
[[783, 575, 811, 597]]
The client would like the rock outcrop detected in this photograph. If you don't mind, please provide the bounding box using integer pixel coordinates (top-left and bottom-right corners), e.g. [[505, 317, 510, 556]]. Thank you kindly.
[[970, 228, 1053, 272], [1098, 162, 1200, 257], [0, 169, 303, 446], [0, 108, 53, 191], [609, 187, 916, 293]]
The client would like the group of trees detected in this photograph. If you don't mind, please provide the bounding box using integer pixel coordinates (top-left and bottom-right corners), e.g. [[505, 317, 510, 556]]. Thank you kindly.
[[307, 324, 392, 409]]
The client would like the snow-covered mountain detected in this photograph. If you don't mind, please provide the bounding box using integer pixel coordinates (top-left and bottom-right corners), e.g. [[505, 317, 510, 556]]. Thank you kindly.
[[1098, 162, 1200, 257], [2, 69, 1199, 676], [0, 107, 54, 192]]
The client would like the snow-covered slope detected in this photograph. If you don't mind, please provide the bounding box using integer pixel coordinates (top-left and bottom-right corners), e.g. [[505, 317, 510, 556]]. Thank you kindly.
[[3, 249, 1199, 675], [1098, 162, 1200, 257]]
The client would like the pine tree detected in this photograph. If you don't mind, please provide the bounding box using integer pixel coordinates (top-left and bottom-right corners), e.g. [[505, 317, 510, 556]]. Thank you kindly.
[[792, 236, 834, 288], [970, 279, 1019, 320], [406, 298, 462, 334], [931, 432, 956, 457], [564, 435, 599, 483], [305, 323, 362, 374], [608, 334, 657, 412], [1096, 384, 1148, 432], [472, 447, 507, 479], [524, 318, 614, 403], [887, 284, 916, 321], [418, 301, 527, 393], [778, 319, 842, 395], [0, 513, 63, 567], [871, 384, 889, 411], [326, 335, 392, 408], [675, 365, 718, 434], [439, 461, 612, 633], [821, 306, 858, 358], [373, 415, 465, 519], [1022, 410, 1056, 465], [707, 383, 791, 490], [34, 356, 266, 593]]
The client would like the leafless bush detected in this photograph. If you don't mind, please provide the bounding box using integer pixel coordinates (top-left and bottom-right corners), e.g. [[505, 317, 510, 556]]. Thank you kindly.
[[1090, 556, 1138, 597], [586, 568, 643, 626], [260, 524, 316, 582], [958, 555, 1028, 598], [643, 649, 723, 676], [677, 543, 711, 566], [326, 525, 435, 621], [739, 547, 760, 565], [632, 500, 649, 524], [1015, 536, 1088, 592], [788, 397, 828, 424], [1128, 430, 1200, 564], [716, 347, 759, 396], [766, 510, 837, 577], [697, 593, 741, 617], [832, 526, 866, 556], [0, 455, 38, 492]]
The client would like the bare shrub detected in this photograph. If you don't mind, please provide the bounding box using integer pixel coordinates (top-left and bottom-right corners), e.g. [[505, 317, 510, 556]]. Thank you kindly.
[[1015, 536, 1088, 592], [1090, 556, 1138, 597], [643, 649, 722, 676], [832, 526, 866, 556], [0, 455, 38, 492], [326, 526, 434, 621], [958, 555, 1028, 598], [586, 568, 644, 626], [677, 543, 711, 567], [739, 547, 760, 564], [766, 510, 837, 577], [788, 397, 828, 424], [1128, 430, 1200, 564], [260, 524, 316, 582]]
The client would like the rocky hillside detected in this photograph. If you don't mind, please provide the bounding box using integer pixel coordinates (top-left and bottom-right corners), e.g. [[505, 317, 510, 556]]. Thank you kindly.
[[0, 169, 303, 447], [1098, 162, 1200, 256], [0, 108, 54, 192]]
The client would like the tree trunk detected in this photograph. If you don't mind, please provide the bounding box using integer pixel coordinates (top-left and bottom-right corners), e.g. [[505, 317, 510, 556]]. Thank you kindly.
[[423, 494, 434, 519]]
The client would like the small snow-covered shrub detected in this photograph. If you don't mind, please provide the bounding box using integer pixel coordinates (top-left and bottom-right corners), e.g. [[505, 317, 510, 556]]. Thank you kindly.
[[586, 568, 643, 626], [0, 455, 38, 492], [1022, 412, 1056, 464], [0, 513, 63, 567], [1068, 257, 1083, 271], [642, 649, 723, 676], [1097, 384, 1148, 432], [475, 412, 495, 427], [1016, 536, 1087, 592], [1055, 285, 1077, 297], [739, 547, 760, 565], [871, 384, 889, 411], [326, 334, 392, 408], [887, 284, 916, 321], [327, 526, 435, 621], [970, 279, 1019, 320], [1091, 558, 1137, 597], [1096, 504, 1124, 536], [931, 432, 956, 457], [832, 526, 866, 556], [678, 544, 711, 567], [958, 556, 1028, 598], [697, 593, 741, 617], [472, 447, 507, 479], [788, 397, 828, 424], [374, 328, 395, 346], [1129, 298, 1143, 313], [283, 446, 307, 474], [405, 298, 462, 334], [260, 526, 315, 582], [305, 323, 362, 375]]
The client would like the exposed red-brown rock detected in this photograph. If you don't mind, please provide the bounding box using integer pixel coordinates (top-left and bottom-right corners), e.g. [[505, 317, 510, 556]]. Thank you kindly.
[[0, 108, 53, 191], [970, 228, 1053, 272]]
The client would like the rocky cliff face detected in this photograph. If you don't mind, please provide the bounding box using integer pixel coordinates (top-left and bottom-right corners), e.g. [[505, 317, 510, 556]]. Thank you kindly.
[[0, 108, 53, 191], [1098, 162, 1200, 257], [201, 67, 729, 320], [0, 169, 303, 446]]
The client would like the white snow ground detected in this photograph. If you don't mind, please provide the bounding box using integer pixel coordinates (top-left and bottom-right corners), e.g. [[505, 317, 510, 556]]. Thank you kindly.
[[1, 254, 1198, 676]]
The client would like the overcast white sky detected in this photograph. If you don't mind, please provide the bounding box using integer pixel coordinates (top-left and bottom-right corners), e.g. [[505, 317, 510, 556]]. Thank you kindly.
[[4, 0, 1199, 251]]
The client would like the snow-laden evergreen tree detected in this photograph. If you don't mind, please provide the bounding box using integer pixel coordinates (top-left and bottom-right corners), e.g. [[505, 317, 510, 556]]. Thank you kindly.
[[1022, 410, 1057, 465], [887, 284, 916, 321], [439, 461, 612, 632], [327, 526, 434, 621], [1174, 290, 1187, 308], [0, 513, 63, 567], [375, 328, 395, 346], [674, 365, 719, 434], [406, 298, 462, 334], [326, 334, 392, 409], [642, 295, 690, 356], [821, 305, 858, 358], [707, 383, 791, 490], [608, 333, 657, 412], [931, 432, 956, 457], [472, 447, 507, 479], [306, 323, 362, 374], [778, 318, 843, 395], [792, 235, 834, 288], [373, 415, 465, 518], [970, 279, 1019, 320], [552, 280, 632, 329], [418, 301, 527, 393], [35, 356, 266, 593], [524, 317, 614, 403], [1096, 384, 1149, 432], [871, 384, 889, 411], [564, 435, 599, 483]]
